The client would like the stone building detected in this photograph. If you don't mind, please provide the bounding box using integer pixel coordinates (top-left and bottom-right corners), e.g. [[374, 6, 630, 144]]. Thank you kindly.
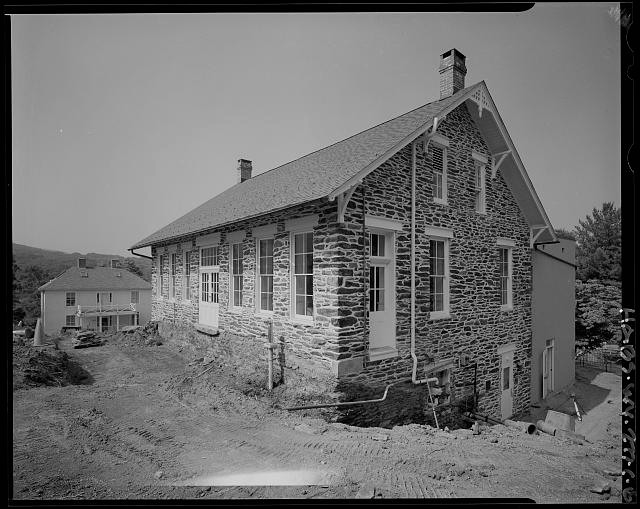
[[130, 49, 560, 422]]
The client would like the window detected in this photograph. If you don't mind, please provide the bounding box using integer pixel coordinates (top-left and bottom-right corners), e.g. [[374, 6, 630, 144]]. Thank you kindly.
[[170, 253, 178, 299], [502, 366, 511, 390], [369, 232, 392, 313], [293, 231, 314, 319], [230, 243, 243, 307], [257, 238, 274, 312], [201, 246, 219, 267], [475, 163, 486, 214], [499, 247, 513, 310], [131, 290, 139, 304], [184, 251, 191, 300], [159, 255, 166, 297], [369, 265, 385, 312], [201, 272, 219, 304], [65, 292, 76, 307], [432, 144, 448, 204], [65, 315, 76, 326], [429, 238, 450, 318]]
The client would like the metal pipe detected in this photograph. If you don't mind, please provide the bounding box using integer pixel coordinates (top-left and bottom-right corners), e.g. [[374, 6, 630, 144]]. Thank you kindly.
[[536, 420, 557, 436], [284, 378, 411, 411], [128, 248, 153, 260]]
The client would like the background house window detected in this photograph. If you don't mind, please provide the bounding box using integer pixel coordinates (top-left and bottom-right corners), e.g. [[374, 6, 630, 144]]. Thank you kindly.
[[231, 243, 243, 307], [432, 145, 448, 203], [170, 253, 177, 299], [131, 290, 139, 304], [293, 232, 314, 318], [429, 238, 449, 317], [475, 163, 486, 214], [258, 238, 274, 312], [184, 251, 191, 300], [201, 246, 219, 267], [65, 292, 76, 307], [65, 315, 76, 326], [499, 247, 513, 309]]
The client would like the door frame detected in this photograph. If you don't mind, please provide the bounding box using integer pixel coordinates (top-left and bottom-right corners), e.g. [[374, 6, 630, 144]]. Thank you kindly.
[[542, 338, 555, 399], [367, 226, 397, 361], [497, 343, 516, 420], [198, 245, 220, 328]]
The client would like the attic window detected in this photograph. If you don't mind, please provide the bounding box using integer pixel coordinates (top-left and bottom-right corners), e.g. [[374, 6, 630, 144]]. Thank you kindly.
[[80, 271, 89, 278]]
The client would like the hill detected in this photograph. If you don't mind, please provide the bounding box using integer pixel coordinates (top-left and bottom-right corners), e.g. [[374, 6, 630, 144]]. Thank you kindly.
[[12, 244, 152, 281]]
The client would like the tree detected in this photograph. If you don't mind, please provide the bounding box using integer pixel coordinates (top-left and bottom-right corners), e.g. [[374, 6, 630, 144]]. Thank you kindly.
[[15, 265, 52, 326], [575, 279, 621, 347], [574, 202, 621, 282], [124, 259, 144, 279], [554, 228, 576, 241]]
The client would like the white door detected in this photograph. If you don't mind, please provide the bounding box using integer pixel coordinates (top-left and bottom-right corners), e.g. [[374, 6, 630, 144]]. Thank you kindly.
[[199, 268, 219, 328], [368, 230, 395, 357], [542, 339, 555, 398], [500, 351, 514, 420]]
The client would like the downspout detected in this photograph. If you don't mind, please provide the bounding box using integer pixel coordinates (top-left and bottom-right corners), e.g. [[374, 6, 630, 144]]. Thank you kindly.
[[128, 248, 153, 260], [362, 185, 368, 357]]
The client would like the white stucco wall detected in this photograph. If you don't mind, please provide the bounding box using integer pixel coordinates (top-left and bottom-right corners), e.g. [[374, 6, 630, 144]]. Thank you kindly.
[[41, 289, 151, 335], [531, 239, 576, 404]]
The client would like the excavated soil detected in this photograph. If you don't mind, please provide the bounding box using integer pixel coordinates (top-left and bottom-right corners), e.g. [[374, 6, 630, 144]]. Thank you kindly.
[[12, 328, 624, 502]]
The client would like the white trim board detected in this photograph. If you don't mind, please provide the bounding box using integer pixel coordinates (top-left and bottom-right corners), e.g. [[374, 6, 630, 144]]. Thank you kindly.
[[227, 230, 246, 244], [424, 226, 454, 238], [472, 150, 488, 163], [181, 241, 193, 251], [285, 214, 319, 233], [195, 232, 221, 247], [365, 215, 404, 231], [497, 343, 518, 355], [496, 237, 516, 247], [252, 223, 277, 239]]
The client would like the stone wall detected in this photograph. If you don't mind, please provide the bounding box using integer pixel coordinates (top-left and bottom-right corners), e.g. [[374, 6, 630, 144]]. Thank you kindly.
[[151, 102, 533, 422]]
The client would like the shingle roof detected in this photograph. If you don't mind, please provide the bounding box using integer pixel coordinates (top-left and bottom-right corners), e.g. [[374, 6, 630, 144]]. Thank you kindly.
[[38, 267, 152, 292], [130, 84, 477, 249]]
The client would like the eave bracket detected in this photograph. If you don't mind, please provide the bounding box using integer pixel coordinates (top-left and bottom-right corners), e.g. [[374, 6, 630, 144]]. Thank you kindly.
[[491, 150, 511, 179], [530, 225, 549, 248], [337, 185, 359, 224]]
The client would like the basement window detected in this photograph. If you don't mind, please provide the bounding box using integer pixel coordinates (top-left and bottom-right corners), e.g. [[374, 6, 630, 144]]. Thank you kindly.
[[65, 315, 76, 327]]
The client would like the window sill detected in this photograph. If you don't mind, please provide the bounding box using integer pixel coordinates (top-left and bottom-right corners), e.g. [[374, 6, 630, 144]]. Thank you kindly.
[[368, 346, 398, 362], [500, 305, 514, 312], [228, 306, 244, 313], [291, 316, 314, 326], [429, 312, 451, 321], [433, 198, 448, 206], [256, 310, 275, 318]]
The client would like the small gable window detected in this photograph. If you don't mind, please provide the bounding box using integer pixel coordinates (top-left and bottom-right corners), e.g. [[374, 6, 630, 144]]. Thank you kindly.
[[430, 135, 449, 205], [472, 151, 488, 214]]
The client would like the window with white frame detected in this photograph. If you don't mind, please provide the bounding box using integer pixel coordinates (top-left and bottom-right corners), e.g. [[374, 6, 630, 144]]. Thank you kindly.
[[158, 255, 166, 297], [131, 290, 139, 304], [257, 238, 274, 312], [499, 245, 513, 310], [66, 292, 76, 307], [475, 163, 486, 214], [65, 315, 76, 326], [293, 231, 314, 319], [170, 253, 177, 299], [201, 246, 219, 267], [429, 238, 450, 317], [369, 232, 391, 312], [431, 142, 448, 204], [230, 243, 243, 307], [184, 251, 191, 300]]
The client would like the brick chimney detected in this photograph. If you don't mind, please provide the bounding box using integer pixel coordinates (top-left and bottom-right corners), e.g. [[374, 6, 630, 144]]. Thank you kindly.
[[439, 49, 467, 99], [77, 258, 87, 269], [237, 159, 252, 183]]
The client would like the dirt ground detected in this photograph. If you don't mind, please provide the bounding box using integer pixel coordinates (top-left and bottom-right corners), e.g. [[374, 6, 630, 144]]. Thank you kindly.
[[12, 328, 624, 502]]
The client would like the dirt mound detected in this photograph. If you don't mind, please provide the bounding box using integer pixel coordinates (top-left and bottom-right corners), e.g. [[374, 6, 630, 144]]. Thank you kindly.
[[106, 322, 163, 347], [13, 343, 91, 390]]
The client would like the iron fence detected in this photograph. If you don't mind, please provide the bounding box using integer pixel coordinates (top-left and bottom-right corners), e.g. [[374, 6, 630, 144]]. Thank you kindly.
[[575, 345, 622, 373]]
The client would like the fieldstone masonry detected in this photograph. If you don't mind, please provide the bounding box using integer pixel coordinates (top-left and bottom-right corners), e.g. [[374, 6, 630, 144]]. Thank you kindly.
[[151, 103, 533, 424]]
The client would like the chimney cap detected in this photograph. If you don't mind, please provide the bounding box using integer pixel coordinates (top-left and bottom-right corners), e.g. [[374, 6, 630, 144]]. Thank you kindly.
[[441, 48, 466, 59]]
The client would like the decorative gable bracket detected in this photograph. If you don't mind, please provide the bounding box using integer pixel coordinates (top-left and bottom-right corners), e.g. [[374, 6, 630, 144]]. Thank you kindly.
[[470, 87, 492, 118], [530, 225, 549, 248], [331, 184, 360, 224], [491, 150, 511, 179]]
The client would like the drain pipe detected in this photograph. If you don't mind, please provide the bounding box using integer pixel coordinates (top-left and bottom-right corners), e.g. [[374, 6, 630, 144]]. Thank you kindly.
[[284, 378, 411, 411], [411, 118, 441, 385]]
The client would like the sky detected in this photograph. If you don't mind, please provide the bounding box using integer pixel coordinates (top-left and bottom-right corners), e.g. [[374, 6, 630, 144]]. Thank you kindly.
[[11, 5, 622, 257]]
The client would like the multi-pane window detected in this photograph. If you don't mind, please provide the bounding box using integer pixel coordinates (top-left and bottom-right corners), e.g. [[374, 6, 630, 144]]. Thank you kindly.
[[293, 232, 314, 318], [231, 243, 243, 307], [65, 315, 76, 326], [170, 253, 177, 299], [159, 255, 166, 297], [201, 246, 219, 267], [429, 239, 449, 315], [475, 163, 486, 214], [499, 247, 513, 309], [184, 251, 191, 300], [370, 233, 385, 257], [258, 239, 274, 312], [66, 292, 76, 307], [432, 145, 447, 203], [369, 266, 385, 312], [200, 272, 219, 304], [131, 290, 139, 304]]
